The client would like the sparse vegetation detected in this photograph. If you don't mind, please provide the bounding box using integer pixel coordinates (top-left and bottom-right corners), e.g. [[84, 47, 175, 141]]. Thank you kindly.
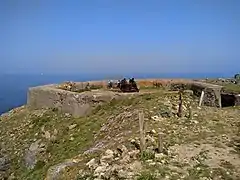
[[140, 151, 155, 161], [137, 171, 156, 180], [222, 84, 240, 93], [0, 85, 240, 180], [205, 78, 240, 93]]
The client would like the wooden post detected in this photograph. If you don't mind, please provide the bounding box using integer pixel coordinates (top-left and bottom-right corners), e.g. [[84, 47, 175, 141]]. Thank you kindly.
[[139, 110, 146, 152], [199, 90, 205, 106], [218, 93, 222, 108], [157, 133, 164, 153], [177, 90, 183, 117], [188, 101, 193, 120]]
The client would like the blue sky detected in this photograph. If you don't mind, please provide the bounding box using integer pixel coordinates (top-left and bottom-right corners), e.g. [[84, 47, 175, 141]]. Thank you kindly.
[[1, 0, 239, 75]]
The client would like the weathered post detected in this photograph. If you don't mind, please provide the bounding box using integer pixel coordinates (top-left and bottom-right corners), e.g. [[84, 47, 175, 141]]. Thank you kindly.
[[199, 90, 205, 106], [188, 100, 193, 120], [157, 132, 164, 153], [177, 90, 183, 117], [139, 110, 146, 152], [214, 89, 222, 108]]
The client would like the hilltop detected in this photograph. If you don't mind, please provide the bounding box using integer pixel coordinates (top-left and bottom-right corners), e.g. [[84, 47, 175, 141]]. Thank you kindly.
[[0, 79, 240, 180]]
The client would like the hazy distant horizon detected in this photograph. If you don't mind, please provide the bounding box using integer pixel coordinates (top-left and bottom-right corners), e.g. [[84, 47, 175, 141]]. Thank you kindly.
[[0, 72, 237, 80], [0, 72, 237, 115]]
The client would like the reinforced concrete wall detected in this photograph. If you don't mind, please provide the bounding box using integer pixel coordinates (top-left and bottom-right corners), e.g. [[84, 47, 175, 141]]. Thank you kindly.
[[27, 79, 238, 117], [27, 84, 124, 117]]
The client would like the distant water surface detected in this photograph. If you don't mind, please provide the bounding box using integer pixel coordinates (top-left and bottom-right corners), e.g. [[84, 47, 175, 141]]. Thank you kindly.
[[0, 73, 230, 115]]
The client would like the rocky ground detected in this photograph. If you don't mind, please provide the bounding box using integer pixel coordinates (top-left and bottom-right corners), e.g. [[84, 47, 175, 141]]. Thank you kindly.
[[0, 89, 240, 180]]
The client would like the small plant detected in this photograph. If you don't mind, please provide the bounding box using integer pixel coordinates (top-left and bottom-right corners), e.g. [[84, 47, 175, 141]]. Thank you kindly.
[[137, 171, 156, 180], [33, 160, 46, 170], [31, 114, 51, 128], [140, 150, 155, 161], [187, 163, 210, 179]]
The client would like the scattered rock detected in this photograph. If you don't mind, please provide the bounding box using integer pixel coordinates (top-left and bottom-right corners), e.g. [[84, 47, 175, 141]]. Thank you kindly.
[[146, 135, 156, 144], [149, 162, 156, 166], [45, 158, 81, 180], [83, 141, 106, 155], [105, 149, 114, 157], [151, 115, 162, 121], [68, 124, 77, 130], [128, 150, 140, 159], [8, 173, 16, 180], [44, 131, 51, 140], [193, 120, 199, 124], [146, 159, 153, 163], [117, 169, 135, 179], [53, 129, 58, 135], [100, 149, 114, 164], [77, 169, 89, 179], [84, 146, 141, 179], [163, 100, 172, 107], [151, 129, 156, 134], [130, 138, 140, 150], [119, 154, 131, 164], [65, 113, 71, 117], [86, 158, 98, 170], [128, 160, 142, 172], [172, 105, 178, 110], [41, 126, 45, 132], [117, 145, 128, 156], [155, 153, 166, 162], [182, 105, 187, 111], [50, 135, 57, 142], [94, 165, 108, 177]]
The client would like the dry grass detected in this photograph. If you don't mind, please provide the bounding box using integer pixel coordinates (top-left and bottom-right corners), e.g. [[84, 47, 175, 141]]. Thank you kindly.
[[0, 89, 240, 180]]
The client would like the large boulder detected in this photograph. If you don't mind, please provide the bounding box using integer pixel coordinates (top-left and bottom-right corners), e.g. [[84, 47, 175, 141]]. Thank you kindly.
[[0, 154, 10, 179], [24, 139, 46, 170]]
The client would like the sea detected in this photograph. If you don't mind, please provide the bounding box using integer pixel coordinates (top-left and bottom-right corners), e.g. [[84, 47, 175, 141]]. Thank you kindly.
[[0, 73, 232, 115]]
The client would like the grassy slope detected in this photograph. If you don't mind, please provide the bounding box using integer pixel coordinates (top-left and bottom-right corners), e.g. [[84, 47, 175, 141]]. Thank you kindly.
[[0, 102, 121, 179], [0, 90, 240, 180], [204, 79, 240, 93], [223, 84, 240, 93]]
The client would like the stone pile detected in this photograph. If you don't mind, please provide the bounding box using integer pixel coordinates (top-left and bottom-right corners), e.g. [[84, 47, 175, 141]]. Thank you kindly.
[[80, 145, 142, 179], [151, 98, 192, 122], [79, 129, 170, 180]]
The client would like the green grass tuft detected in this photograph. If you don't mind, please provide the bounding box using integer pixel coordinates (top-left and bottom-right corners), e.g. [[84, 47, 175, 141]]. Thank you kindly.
[[140, 150, 155, 161], [137, 171, 157, 180]]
